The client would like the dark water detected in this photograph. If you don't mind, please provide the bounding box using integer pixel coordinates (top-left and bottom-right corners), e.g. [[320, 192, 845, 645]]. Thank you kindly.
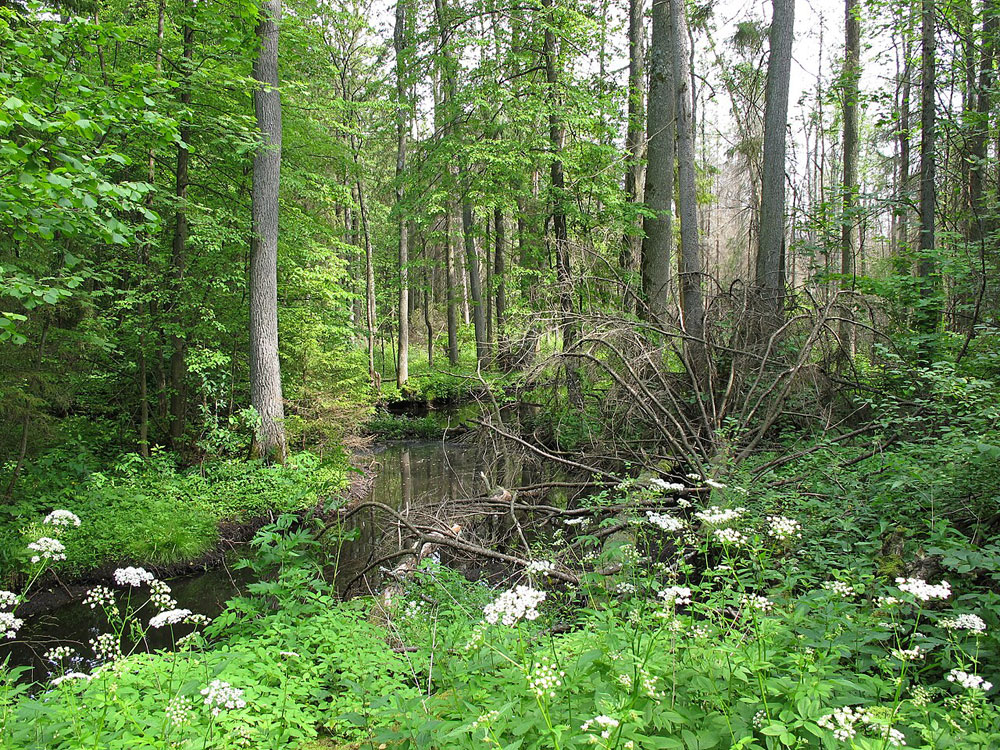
[[1, 435, 522, 684]]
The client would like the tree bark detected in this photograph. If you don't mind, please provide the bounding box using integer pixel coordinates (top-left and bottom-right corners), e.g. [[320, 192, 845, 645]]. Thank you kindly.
[[755, 0, 795, 313], [394, 0, 410, 389], [250, 0, 287, 462], [494, 206, 507, 363], [168, 3, 194, 447], [462, 200, 488, 366], [671, 0, 705, 377], [641, 0, 675, 322], [840, 0, 860, 352], [622, 0, 646, 311], [915, 0, 938, 339]]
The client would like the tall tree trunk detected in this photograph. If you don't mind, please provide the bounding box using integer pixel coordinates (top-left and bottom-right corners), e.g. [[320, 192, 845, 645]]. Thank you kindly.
[[169, 3, 194, 447], [462, 199, 489, 366], [916, 0, 938, 340], [139, 0, 166, 457], [840, 0, 860, 352], [542, 0, 578, 404], [641, 0, 675, 321], [622, 0, 646, 311], [897, 12, 913, 256], [969, 0, 997, 247], [250, 0, 287, 462], [672, 0, 705, 376], [445, 209, 459, 365], [394, 0, 410, 389], [494, 206, 507, 364], [755, 0, 795, 314]]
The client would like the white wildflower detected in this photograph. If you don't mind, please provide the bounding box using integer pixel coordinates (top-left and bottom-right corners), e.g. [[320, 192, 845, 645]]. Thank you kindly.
[[767, 515, 802, 541], [525, 560, 555, 576], [149, 579, 177, 611], [0, 591, 19, 609], [28, 537, 66, 564], [149, 609, 193, 628], [563, 517, 591, 528], [646, 511, 684, 532], [946, 669, 993, 692], [43, 510, 81, 528], [649, 478, 686, 493], [580, 715, 619, 740], [686, 473, 702, 481], [51, 671, 94, 686], [704, 478, 727, 490], [90, 632, 122, 661], [166, 695, 194, 727], [484, 585, 546, 627], [822, 581, 858, 598], [939, 613, 987, 634], [695, 506, 746, 525], [527, 659, 564, 699], [113, 567, 154, 587], [0, 612, 24, 639], [895, 577, 951, 602], [45, 646, 75, 662], [890, 646, 925, 661], [200, 679, 247, 715], [83, 585, 116, 609], [676, 497, 692, 508], [713, 528, 748, 546], [658, 586, 692, 606], [614, 582, 636, 595], [741, 593, 773, 612]]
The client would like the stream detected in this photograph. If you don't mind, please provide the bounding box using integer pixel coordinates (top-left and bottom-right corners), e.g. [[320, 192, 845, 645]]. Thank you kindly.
[[1, 435, 515, 684]]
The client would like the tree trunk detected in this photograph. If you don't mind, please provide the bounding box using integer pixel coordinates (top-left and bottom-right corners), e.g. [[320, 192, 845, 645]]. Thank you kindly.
[[755, 0, 795, 313], [641, 0, 675, 322], [446, 208, 459, 365], [915, 0, 938, 339], [671, 0, 705, 377], [622, 0, 646, 311], [542, 0, 578, 404], [462, 200, 488, 366], [840, 0, 860, 352], [250, 0, 287, 462], [169, 4, 194, 447], [494, 206, 507, 364], [394, 0, 410, 389]]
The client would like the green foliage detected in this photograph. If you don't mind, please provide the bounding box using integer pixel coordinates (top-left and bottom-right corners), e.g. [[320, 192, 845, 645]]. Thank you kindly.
[[0, 448, 349, 576]]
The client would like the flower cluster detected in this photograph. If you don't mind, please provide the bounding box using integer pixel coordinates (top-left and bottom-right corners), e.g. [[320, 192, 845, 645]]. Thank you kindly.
[[895, 577, 951, 602], [946, 669, 993, 692], [83, 585, 116, 609], [471, 709, 500, 731], [645, 511, 684, 532], [0, 611, 24, 639], [658, 586, 692, 606], [890, 646, 925, 661], [818, 707, 905, 747], [767, 515, 802, 541], [90, 632, 122, 661], [695, 506, 746, 525], [563, 517, 591, 528], [525, 560, 555, 576], [580, 715, 619, 740], [113, 567, 155, 587], [649, 478, 686, 493], [201, 679, 247, 715], [741, 594, 773, 613], [43, 510, 81, 527], [614, 582, 636, 595], [166, 695, 194, 727], [51, 671, 94, 687], [939, 613, 987, 634], [45, 646, 76, 662], [704, 478, 727, 490], [484, 585, 546, 626], [28, 537, 66, 564], [150, 579, 177, 610], [527, 659, 565, 699], [713, 528, 748, 546], [822, 581, 858, 598], [0, 590, 18, 609], [149, 608, 193, 628]]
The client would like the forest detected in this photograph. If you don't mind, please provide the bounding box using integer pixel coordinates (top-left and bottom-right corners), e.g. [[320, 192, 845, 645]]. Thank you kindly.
[[0, 0, 999, 746]]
